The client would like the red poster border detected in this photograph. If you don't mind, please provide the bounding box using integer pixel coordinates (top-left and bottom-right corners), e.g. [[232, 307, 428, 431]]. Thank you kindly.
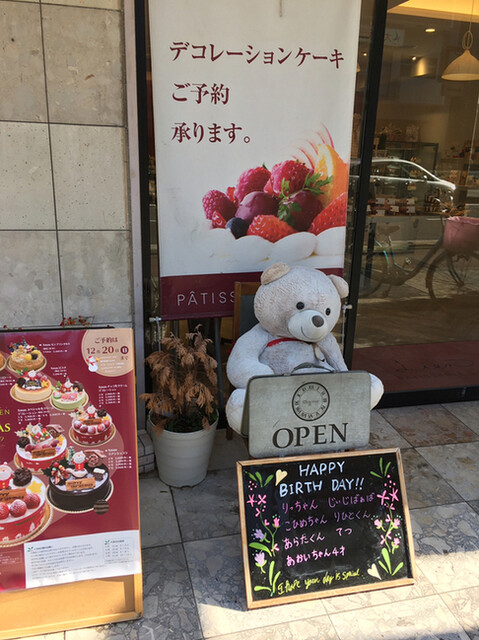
[[160, 268, 343, 320]]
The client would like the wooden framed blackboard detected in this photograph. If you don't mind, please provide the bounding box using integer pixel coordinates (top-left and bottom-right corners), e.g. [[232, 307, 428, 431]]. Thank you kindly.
[[237, 449, 416, 608]]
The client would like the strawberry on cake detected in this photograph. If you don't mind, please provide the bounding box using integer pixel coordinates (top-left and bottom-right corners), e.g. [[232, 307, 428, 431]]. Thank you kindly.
[[12, 370, 52, 403], [200, 140, 348, 271], [71, 405, 113, 445], [51, 377, 86, 411], [0, 464, 47, 544], [16, 423, 67, 472], [8, 340, 45, 373]]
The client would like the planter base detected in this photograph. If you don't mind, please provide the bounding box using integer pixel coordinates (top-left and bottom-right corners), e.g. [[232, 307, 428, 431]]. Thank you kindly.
[[148, 414, 218, 487]]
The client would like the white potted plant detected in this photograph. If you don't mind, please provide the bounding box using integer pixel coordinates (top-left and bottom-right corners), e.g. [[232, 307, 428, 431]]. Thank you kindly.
[[141, 326, 218, 487]]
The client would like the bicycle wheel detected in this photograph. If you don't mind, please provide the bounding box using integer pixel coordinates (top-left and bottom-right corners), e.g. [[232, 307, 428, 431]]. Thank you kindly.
[[426, 250, 479, 305], [358, 248, 388, 297]]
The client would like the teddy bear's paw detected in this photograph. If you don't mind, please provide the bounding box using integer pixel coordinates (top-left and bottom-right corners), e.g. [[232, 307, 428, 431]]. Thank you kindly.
[[369, 374, 384, 409], [225, 388, 247, 434]]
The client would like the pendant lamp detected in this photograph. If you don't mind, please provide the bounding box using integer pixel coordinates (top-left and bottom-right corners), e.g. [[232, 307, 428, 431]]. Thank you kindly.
[[442, 1, 479, 81]]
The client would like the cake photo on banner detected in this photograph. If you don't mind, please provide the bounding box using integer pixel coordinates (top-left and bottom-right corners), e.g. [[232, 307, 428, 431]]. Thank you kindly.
[[11, 371, 53, 404], [43, 447, 112, 513], [7, 340, 46, 373], [15, 423, 67, 473], [50, 376, 88, 411], [0, 464, 50, 544], [70, 404, 115, 446]]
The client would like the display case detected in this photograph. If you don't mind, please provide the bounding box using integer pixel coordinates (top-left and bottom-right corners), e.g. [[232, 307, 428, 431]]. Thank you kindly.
[[437, 156, 479, 215]]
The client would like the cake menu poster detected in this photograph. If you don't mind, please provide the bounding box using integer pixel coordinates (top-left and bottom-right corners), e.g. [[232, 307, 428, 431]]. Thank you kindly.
[[0, 329, 141, 592], [149, 0, 361, 319]]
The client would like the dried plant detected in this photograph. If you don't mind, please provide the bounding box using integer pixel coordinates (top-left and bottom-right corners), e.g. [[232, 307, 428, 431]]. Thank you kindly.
[[141, 325, 218, 433]]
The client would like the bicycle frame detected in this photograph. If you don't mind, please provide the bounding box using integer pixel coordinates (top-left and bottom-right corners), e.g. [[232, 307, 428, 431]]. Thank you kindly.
[[364, 219, 444, 287], [361, 216, 479, 306]]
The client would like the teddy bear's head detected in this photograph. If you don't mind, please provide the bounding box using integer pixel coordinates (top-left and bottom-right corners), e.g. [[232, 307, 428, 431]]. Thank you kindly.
[[254, 263, 348, 342]]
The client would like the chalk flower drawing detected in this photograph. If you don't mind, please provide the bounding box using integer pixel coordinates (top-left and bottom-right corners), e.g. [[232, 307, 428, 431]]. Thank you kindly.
[[245, 469, 281, 596], [254, 551, 267, 572], [370, 457, 404, 577]]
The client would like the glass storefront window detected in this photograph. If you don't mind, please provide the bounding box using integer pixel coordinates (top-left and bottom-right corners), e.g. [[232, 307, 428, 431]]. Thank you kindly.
[[351, 1, 479, 397]]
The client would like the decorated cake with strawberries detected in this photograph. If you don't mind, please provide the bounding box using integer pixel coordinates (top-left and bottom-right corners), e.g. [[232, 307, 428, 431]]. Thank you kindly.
[[0, 464, 47, 544], [51, 377, 87, 411], [12, 370, 52, 403], [8, 339, 45, 373], [198, 131, 349, 270], [44, 448, 111, 512], [71, 404, 113, 445], [202, 143, 348, 238], [16, 423, 67, 472]]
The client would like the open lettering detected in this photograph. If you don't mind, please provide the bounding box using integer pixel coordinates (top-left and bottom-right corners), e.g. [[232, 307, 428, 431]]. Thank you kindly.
[[272, 424, 347, 449]]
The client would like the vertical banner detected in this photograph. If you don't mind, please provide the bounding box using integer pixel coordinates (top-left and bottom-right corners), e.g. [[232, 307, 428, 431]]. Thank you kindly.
[[149, 0, 361, 319], [0, 330, 141, 592]]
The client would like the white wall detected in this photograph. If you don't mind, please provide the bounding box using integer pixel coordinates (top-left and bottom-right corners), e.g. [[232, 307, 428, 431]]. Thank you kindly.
[[0, 0, 133, 329]]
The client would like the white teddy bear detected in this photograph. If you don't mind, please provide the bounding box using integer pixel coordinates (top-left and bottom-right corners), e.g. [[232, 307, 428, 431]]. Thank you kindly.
[[226, 262, 383, 434]]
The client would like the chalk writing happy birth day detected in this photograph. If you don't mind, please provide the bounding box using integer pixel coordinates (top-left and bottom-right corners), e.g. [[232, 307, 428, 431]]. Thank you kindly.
[[238, 451, 415, 606]]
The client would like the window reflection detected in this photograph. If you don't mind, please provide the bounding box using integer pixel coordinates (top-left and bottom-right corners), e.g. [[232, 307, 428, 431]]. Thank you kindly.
[[351, 1, 479, 394]]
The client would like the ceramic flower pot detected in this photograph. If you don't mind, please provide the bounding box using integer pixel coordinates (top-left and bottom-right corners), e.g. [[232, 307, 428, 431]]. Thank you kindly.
[[147, 413, 218, 487]]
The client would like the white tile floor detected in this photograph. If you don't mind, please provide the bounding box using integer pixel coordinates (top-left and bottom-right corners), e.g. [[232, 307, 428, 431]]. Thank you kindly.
[[13, 402, 479, 639]]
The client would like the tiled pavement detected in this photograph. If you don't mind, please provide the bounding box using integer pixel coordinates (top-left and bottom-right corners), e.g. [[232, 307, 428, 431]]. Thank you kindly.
[[16, 402, 479, 639]]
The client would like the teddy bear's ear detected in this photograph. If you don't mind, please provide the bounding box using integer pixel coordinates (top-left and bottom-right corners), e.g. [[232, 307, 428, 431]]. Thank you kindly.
[[261, 262, 291, 285], [329, 274, 349, 299]]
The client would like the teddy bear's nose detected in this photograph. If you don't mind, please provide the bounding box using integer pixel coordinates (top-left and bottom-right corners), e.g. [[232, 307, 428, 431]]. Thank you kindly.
[[312, 315, 324, 327]]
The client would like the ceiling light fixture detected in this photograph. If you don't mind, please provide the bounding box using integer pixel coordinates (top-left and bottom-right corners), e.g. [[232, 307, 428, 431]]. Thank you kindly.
[[425, 27, 436, 33], [442, 0, 479, 81]]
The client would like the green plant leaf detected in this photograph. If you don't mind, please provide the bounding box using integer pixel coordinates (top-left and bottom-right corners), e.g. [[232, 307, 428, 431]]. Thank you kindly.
[[254, 586, 271, 592], [370, 471, 382, 478], [255, 471, 263, 485], [280, 178, 291, 196], [264, 474, 274, 486], [379, 457, 384, 475], [303, 172, 331, 195], [392, 562, 404, 576], [249, 542, 272, 556], [381, 547, 392, 572], [384, 461, 391, 476], [268, 560, 275, 585], [378, 560, 388, 573], [277, 203, 294, 226]]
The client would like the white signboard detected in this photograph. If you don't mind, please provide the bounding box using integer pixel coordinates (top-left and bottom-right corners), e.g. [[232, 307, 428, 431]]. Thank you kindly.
[[242, 372, 371, 458], [149, 0, 361, 318]]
